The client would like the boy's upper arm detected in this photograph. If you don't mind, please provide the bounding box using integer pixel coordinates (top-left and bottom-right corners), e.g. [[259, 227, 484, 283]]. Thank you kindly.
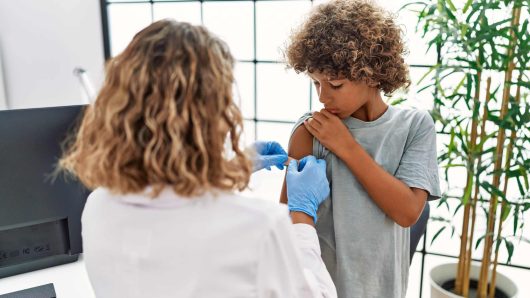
[[279, 125, 313, 204], [288, 125, 313, 159]]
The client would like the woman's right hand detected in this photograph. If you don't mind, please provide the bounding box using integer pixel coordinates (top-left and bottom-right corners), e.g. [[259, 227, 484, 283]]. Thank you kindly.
[[286, 156, 330, 224]]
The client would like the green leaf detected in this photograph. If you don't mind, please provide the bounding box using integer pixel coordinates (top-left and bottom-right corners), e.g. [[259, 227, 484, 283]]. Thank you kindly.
[[505, 239, 514, 264], [507, 169, 524, 179], [390, 98, 407, 105], [429, 216, 451, 223], [488, 18, 513, 30], [436, 196, 450, 212], [417, 83, 435, 94], [398, 1, 428, 12], [451, 76, 466, 98], [466, 2, 482, 23], [448, 127, 456, 154], [446, 0, 457, 12], [460, 23, 469, 38], [442, 163, 466, 168], [501, 203, 512, 222], [514, 205, 519, 235], [495, 237, 503, 252], [462, 175, 473, 205], [465, 73, 473, 107], [445, 5, 457, 21], [475, 234, 486, 249], [431, 226, 447, 245], [453, 203, 463, 216], [515, 176, 525, 196], [480, 181, 507, 200], [514, 80, 530, 89], [417, 64, 439, 85], [476, 132, 496, 152], [516, 19, 529, 42], [463, 0, 472, 13], [481, 206, 489, 219]]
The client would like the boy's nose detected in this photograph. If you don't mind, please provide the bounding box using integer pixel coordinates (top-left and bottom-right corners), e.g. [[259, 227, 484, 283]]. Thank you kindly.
[[318, 92, 331, 105]]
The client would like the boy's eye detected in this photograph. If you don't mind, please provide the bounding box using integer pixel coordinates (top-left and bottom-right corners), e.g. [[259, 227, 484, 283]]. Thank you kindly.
[[313, 80, 342, 90]]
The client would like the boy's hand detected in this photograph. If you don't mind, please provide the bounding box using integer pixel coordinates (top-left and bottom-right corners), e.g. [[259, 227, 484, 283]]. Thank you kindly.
[[303, 109, 355, 157]]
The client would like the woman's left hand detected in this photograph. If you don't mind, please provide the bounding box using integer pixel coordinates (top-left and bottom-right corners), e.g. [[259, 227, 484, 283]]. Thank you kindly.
[[251, 141, 288, 172], [303, 109, 354, 157]]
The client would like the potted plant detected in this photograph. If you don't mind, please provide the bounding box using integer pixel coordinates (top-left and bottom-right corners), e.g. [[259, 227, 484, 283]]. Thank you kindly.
[[402, 0, 530, 297]]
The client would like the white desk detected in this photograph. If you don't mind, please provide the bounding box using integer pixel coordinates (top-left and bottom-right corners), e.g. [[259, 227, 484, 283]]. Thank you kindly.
[[0, 255, 95, 297]]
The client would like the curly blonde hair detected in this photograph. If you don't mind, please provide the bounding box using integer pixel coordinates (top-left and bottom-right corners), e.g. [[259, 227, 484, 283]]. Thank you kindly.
[[285, 0, 410, 95], [60, 20, 252, 197]]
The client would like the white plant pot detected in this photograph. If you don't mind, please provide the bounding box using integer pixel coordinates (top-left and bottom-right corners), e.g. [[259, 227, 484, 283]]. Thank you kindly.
[[430, 263, 518, 298]]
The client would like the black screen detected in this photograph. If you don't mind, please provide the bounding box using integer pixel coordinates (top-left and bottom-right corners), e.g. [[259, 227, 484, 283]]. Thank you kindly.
[[0, 105, 89, 278]]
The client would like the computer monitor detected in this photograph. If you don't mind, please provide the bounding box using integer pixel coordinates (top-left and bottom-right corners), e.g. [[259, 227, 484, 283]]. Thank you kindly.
[[0, 105, 90, 278]]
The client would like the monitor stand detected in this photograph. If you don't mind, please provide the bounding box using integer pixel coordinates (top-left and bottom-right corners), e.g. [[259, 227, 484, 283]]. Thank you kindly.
[[0, 283, 56, 298], [0, 218, 78, 278]]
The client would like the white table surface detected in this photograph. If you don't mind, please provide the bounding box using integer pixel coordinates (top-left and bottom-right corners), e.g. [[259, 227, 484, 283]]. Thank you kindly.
[[0, 255, 95, 297]]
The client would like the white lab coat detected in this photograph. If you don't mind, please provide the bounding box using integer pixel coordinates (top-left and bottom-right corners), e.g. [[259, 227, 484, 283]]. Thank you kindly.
[[81, 187, 337, 298]]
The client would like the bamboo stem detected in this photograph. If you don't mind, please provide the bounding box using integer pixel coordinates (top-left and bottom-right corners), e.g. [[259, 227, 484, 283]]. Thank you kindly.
[[456, 69, 482, 296], [477, 5, 521, 298], [463, 76, 492, 297], [488, 75, 522, 298]]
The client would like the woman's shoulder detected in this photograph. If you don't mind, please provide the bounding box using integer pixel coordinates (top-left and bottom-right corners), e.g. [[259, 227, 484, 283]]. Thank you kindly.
[[223, 193, 290, 222], [84, 187, 110, 207], [85, 187, 289, 224]]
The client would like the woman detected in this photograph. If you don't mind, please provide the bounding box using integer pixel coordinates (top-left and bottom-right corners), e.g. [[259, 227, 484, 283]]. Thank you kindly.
[[60, 20, 336, 297]]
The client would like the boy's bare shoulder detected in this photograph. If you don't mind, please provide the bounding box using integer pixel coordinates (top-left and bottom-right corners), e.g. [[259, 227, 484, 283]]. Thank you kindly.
[[288, 122, 313, 160]]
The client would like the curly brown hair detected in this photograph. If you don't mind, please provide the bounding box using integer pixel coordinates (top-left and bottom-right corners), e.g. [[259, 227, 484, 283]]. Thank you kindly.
[[60, 20, 252, 197], [284, 0, 410, 95]]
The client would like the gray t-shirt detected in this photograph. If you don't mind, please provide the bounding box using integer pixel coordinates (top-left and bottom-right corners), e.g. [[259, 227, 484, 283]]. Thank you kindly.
[[292, 105, 441, 298]]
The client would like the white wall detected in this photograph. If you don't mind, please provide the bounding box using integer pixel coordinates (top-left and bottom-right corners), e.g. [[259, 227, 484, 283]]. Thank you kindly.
[[0, 0, 105, 110], [0, 46, 7, 109]]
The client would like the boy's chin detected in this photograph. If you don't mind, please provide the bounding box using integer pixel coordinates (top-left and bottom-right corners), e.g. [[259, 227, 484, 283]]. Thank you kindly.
[[336, 112, 353, 120], [326, 110, 345, 118]]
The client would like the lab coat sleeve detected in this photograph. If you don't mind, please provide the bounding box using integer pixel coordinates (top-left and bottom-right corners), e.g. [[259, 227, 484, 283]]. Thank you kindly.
[[256, 211, 337, 298]]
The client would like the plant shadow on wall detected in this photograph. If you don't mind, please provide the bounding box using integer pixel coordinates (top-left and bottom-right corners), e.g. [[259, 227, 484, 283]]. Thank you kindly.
[[401, 0, 530, 297]]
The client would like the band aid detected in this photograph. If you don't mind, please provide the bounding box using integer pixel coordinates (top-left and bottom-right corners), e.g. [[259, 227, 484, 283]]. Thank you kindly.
[[284, 156, 296, 166]]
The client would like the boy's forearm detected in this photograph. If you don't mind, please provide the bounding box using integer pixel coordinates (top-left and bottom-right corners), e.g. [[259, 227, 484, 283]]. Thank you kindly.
[[290, 211, 315, 226], [337, 139, 422, 227], [280, 175, 288, 204]]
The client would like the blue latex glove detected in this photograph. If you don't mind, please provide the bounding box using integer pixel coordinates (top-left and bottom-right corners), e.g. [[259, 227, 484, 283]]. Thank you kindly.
[[286, 156, 330, 223], [252, 141, 288, 172]]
